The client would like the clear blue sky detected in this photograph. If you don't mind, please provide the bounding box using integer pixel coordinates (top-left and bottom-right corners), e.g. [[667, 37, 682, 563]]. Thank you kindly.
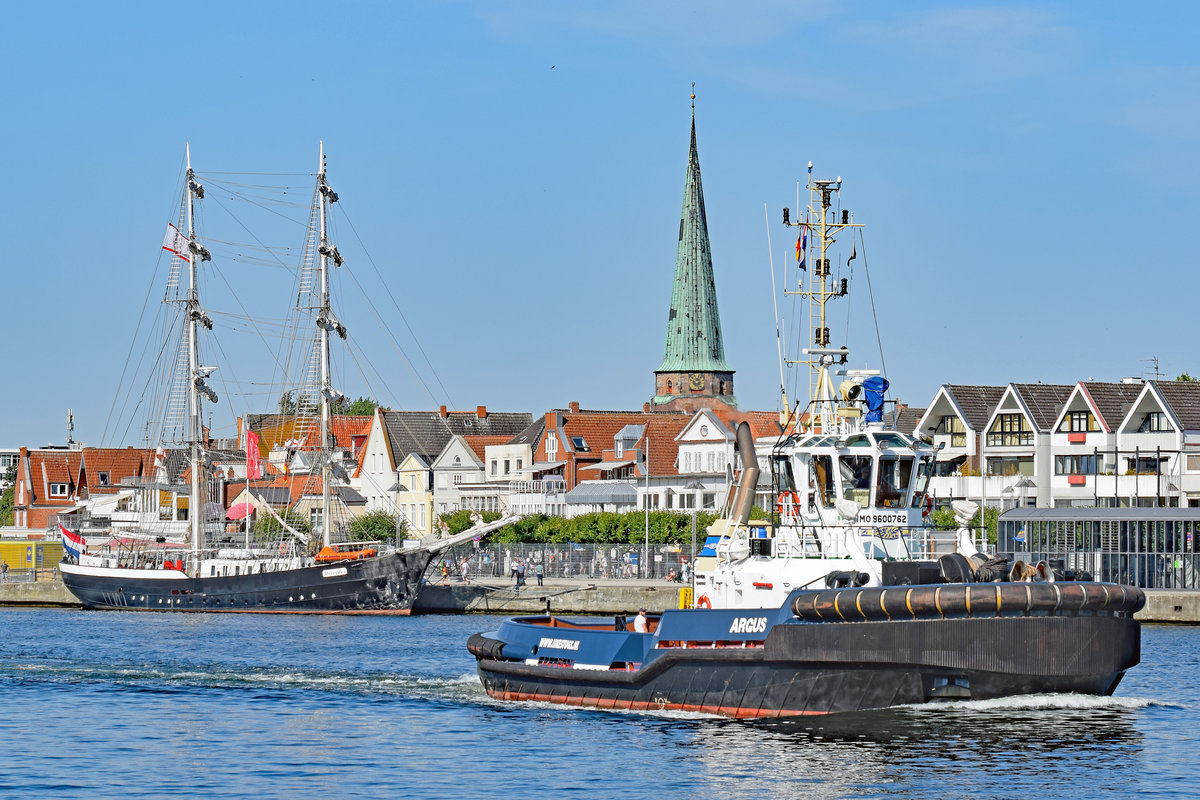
[[4, 1, 1198, 448]]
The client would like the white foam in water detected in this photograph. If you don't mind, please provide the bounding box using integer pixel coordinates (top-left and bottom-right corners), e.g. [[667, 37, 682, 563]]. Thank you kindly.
[[898, 693, 1172, 714]]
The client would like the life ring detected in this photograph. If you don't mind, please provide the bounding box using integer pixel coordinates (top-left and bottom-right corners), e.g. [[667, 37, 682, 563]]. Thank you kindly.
[[776, 491, 801, 517], [696, 594, 712, 609], [279, 540, 287, 556], [921, 496, 933, 519]]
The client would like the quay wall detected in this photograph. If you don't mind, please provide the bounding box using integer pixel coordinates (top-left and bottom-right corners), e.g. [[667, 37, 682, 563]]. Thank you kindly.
[[2, 578, 1198, 623]]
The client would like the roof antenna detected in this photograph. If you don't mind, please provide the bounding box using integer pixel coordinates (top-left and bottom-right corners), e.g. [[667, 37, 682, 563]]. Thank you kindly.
[[66, 408, 76, 448]]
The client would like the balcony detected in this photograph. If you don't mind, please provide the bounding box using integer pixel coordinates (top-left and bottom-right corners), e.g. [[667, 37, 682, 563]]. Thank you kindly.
[[926, 474, 1024, 501]]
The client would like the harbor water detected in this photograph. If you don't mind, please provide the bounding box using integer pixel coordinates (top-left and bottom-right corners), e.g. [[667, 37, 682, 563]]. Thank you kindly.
[[1, 609, 1195, 799]]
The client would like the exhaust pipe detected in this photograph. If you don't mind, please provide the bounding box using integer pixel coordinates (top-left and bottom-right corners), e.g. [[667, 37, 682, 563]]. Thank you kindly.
[[731, 422, 759, 525]]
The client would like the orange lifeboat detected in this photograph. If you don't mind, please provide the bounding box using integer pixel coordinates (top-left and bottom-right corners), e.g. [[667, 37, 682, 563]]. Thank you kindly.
[[314, 545, 378, 563]]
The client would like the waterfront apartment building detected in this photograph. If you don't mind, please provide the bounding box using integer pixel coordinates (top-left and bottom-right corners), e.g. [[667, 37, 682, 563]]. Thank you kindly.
[[915, 378, 1200, 511]]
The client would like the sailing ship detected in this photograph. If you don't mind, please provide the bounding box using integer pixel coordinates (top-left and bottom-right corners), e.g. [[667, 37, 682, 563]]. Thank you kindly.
[[60, 145, 498, 612], [468, 165, 1144, 715]]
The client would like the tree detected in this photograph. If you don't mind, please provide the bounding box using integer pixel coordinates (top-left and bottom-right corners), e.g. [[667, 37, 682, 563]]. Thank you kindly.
[[347, 509, 407, 543], [277, 390, 297, 415], [0, 466, 15, 526], [1178, 373, 1195, 381], [342, 396, 382, 416]]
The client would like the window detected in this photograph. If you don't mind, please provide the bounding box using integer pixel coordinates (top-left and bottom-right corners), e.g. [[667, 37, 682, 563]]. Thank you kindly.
[[1138, 412, 1172, 432], [839, 455, 873, 504], [1060, 410, 1097, 433], [875, 457, 913, 508], [49, 483, 68, 497], [813, 455, 835, 507], [987, 414, 1033, 447], [546, 433, 558, 459], [453, 474, 462, 485], [1127, 456, 1168, 474], [1187, 455, 1200, 472], [97, 471, 110, 487], [516, 458, 523, 471], [1055, 454, 1101, 475], [938, 415, 967, 447], [708, 452, 716, 472], [490, 460, 497, 476], [504, 459, 510, 475], [571, 436, 589, 452], [615, 440, 624, 457], [310, 508, 324, 533], [987, 456, 1034, 477]]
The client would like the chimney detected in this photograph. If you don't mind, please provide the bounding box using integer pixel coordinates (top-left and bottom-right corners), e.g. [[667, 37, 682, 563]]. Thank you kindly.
[[476, 405, 487, 419], [643, 402, 651, 413], [569, 401, 580, 414], [439, 405, 448, 418]]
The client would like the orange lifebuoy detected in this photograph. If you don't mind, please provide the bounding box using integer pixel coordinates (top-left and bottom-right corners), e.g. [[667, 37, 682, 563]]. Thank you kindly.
[[696, 594, 712, 609], [279, 541, 287, 556], [921, 496, 933, 518], [777, 491, 801, 517]]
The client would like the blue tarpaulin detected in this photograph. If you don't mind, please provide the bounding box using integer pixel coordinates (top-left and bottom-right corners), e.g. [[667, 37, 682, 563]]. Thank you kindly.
[[863, 376, 889, 422]]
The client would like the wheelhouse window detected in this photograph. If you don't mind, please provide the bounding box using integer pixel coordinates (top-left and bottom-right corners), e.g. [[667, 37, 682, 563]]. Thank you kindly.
[[812, 455, 835, 508], [875, 457, 913, 508], [987, 414, 1033, 447], [838, 455, 873, 505], [1060, 410, 1098, 433]]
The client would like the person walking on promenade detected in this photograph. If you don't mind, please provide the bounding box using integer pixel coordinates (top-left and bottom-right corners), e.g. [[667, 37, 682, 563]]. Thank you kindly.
[[535, 561, 544, 586], [515, 559, 526, 590], [461, 558, 470, 583]]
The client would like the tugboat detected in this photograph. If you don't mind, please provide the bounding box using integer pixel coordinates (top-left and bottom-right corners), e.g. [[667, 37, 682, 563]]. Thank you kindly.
[[468, 164, 1144, 715]]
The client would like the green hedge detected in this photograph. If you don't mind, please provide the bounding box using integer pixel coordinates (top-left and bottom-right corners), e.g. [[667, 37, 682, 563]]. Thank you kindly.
[[438, 509, 721, 545]]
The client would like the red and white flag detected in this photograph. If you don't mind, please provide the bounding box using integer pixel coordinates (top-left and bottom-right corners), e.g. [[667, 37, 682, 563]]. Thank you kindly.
[[246, 430, 263, 480], [60, 525, 87, 558], [162, 223, 191, 262]]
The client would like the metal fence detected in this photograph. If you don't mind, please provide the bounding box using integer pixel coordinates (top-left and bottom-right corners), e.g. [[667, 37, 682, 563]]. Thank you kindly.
[[999, 510, 1200, 589], [430, 542, 696, 583]]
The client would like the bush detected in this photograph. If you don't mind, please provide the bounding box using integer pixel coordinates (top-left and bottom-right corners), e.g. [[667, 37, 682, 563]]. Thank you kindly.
[[479, 510, 720, 545], [347, 509, 406, 543]]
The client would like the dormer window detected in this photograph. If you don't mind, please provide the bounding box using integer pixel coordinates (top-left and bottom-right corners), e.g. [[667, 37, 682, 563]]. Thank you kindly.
[[97, 471, 110, 486], [49, 483, 68, 497], [615, 440, 624, 457]]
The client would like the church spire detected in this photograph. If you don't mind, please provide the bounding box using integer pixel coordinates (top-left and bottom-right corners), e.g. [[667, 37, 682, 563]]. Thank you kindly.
[[653, 88, 735, 411]]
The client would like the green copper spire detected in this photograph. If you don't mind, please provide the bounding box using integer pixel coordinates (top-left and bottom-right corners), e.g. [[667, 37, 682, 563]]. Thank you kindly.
[[656, 106, 732, 375]]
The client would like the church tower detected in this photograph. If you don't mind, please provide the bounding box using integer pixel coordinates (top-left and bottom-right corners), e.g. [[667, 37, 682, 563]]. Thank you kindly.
[[652, 94, 736, 412]]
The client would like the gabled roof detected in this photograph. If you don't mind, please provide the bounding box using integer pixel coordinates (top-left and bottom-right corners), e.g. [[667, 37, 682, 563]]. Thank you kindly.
[[1151, 380, 1200, 430], [893, 405, 926, 437], [1078, 381, 1144, 431], [23, 448, 84, 505], [247, 414, 373, 452], [1010, 384, 1075, 431], [708, 409, 785, 442], [463, 435, 510, 463], [941, 385, 1006, 430], [80, 447, 155, 492], [380, 408, 533, 464]]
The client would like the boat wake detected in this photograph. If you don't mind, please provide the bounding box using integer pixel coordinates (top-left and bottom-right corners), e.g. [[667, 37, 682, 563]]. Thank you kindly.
[[7, 660, 487, 706], [896, 693, 1176, 714]]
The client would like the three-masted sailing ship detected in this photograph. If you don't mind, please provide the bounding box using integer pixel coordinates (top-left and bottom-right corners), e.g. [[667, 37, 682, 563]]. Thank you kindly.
[[59, 145, 496, 612]]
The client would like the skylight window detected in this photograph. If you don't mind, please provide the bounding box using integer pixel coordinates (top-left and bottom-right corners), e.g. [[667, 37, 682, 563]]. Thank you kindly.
[[571, 436, 589, 451]]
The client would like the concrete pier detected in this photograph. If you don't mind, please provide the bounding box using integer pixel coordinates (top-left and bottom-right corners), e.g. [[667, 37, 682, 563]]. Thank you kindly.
[[2, 577, 1198, 623]]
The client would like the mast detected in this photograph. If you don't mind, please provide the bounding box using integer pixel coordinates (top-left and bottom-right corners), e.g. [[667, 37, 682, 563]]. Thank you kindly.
[[183, 144, 215, 560], [315, 142, 345, 548], [782, 164, 861, 434]]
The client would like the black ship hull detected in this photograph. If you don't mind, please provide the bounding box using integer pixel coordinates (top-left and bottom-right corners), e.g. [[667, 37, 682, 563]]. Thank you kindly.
[[60, 550, 434, 613], [470, 583, 1144, 718]]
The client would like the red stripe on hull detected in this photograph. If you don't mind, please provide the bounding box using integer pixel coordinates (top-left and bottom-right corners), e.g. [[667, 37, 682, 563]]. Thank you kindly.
[[487, 687, 823, 718]]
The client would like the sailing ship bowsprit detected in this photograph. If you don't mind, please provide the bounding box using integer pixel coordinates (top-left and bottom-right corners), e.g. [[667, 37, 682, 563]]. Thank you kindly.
[[60, 145, 495, 612]]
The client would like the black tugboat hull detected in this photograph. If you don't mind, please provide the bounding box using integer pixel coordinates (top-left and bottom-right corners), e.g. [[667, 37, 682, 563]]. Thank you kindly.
[[471, 604, 1141, 717], [60, 550, 433, 613]]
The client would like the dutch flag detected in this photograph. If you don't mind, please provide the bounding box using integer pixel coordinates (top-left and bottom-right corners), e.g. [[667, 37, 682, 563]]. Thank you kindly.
[[60, 525, 86, 559]]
